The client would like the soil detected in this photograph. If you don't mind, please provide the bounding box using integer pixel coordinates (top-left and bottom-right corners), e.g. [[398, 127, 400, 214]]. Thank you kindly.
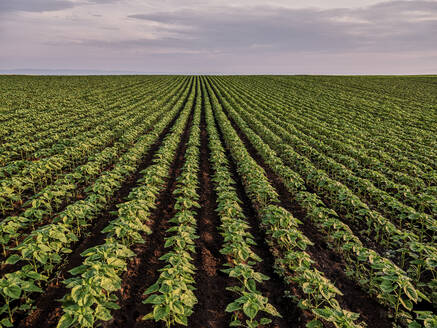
[[188, 90, 233, 328], [7, 76, 427, 328], [212, 81, 393, 328], [17, 80, 192, 328], [206, 81, 304, 328], [217, 78, 437, 312], [103, 78, 196, 328]]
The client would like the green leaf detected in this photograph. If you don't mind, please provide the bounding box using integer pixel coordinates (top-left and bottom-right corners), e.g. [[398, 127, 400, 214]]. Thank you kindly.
[[143, 282, 160, 295], [78, 312, 94, 327], [174, 315, 188, 326], [0, 304, 8, 315], [0, 318, 13, 328], [312, 308, 332, 319], [153, 305, 170, 321], [306, 319, 323, 328], [400, 297, 413, 311], [104, 301, 120, 310], [380, 280, 395, 293], [95, 304, 113, 321], [144, 294, 164, 305], [225, 302, 241, 313], [25, 270, 46, 281], [71, 285, 84, 302], [22, 282, 43, 293], [403, 283, 418, 302], [5, 254, 21, 265], [424, 318, 437, 328], [243, 301, 258, 320], [260, 317, 272, 325], [68, 265, 88, 276], [142, 312, 154, 321], [264, 303, 281, 317], [230, 319, 242, 327], [408, 321, 422, 328], [56, 314, 75, 328], [101, 277, 117, 292], [4, 285, 21, 299]]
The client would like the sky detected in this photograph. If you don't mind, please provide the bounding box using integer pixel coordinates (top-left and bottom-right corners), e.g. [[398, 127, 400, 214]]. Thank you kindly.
[[0, 0, 436, 74]]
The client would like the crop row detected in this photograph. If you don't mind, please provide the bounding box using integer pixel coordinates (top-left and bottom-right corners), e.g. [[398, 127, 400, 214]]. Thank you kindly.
[[207, 76, 436, 326], [0, 75, 435, 328], [267, 76, 437, 164], [0, 80, 178, 217], [219, 76, 437, 220], [0, 77, 163, 161], [204, 78, 365, 327], [0, 77, 191, 260], [56, 78, 196, 328], [0, 77, 194, 328], [201, 78, 281, 327], [223, 76, 436, 191]]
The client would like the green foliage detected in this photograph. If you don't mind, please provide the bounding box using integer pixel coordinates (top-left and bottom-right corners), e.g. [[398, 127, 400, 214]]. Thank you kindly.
[[1, 74, 436, 328]]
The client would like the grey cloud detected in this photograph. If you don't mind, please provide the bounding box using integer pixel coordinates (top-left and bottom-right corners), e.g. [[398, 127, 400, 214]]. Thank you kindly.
[[360, 0, 437, 18], [0, 0, 119, 13], [2, 0, 436, 74], [123, 1, 437, 54], [87, 0, 121, 4], [0, 0, 76, 13], [112, 8, 360, 53]]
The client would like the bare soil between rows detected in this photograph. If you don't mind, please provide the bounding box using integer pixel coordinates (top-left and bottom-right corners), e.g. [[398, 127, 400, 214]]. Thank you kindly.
[[17, 83, 190, 328], [206, 81, 304, 328], [104, 80, 196, 328], [188, 89, 233, 328], [8, 76, 425, 328], [215, 84, 393, 328]]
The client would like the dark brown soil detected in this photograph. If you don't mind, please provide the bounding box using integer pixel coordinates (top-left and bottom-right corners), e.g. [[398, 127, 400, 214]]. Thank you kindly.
[[219, 76, 437, 312], [7, 76, 424, 328], [17, 80, 192, 328], [216, 78, 406, 259], [213, 82, 393, 328], [104, 79, 196, 328], [206, 81, 304, 328], [0, 80, 190, 268], [188, 92, 233, 328]]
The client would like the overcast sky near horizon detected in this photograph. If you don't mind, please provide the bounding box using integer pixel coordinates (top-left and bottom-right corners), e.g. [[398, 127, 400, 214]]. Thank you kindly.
[[0, 0, 436, 74]]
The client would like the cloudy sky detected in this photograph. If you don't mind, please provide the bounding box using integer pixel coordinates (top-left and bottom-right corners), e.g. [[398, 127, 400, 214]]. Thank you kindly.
[[1, 0, 436, 74]]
